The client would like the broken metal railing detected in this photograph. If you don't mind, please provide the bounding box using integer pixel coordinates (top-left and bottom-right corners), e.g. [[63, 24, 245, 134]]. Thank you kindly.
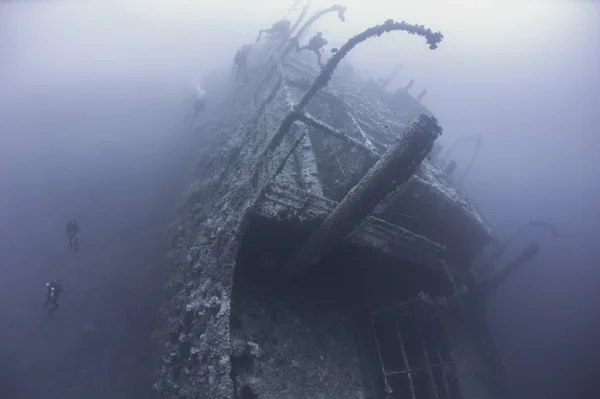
[[370, 314, 394, 397], [432, 329, 453, 399], [395, 318, 417, 399], [369, 313, 458, 399]]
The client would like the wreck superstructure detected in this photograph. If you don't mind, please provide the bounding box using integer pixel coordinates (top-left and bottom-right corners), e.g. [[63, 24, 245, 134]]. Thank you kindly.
[[155, 12, 540, 399]]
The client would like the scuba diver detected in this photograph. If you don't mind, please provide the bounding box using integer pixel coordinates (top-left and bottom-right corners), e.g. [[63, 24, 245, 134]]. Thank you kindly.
[[297, 32, 328, 66], [232, 44, 252, 83], [66, 219, 80, 253], [184, 84, 207, 126], [442, 160, 458, 178], [43, 279, 63, 315], [256, 19, 291, 43], [287, 0, 302, 15]]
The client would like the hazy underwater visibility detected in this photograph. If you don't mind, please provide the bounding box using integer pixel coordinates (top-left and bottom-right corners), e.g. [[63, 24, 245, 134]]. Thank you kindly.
[[0, 0, 598, 398]]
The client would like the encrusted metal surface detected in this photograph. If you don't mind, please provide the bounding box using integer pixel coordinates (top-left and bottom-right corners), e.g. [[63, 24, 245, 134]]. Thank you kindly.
[[255, 181, 447, 273]]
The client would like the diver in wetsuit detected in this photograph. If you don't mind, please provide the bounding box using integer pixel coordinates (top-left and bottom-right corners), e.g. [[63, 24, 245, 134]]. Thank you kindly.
[[256, 19, 291, 42], [66, 220, 80, 253], [184, 84, 207, 125], [43, 279, 63, 315], [287, 0, 302, 14], [232, 44, 252, 83], [442, 160, 458, 177], [297, 32, 328, 66]]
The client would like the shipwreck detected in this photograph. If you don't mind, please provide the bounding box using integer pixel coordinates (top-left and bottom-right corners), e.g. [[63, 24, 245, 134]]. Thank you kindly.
[[154, 5, 544, 399]]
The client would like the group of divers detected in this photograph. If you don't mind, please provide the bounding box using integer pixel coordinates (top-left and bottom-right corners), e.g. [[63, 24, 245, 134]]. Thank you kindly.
[[45, 19, 318, 312], [49, 12, 329, 311], [185, 17, 331, 126], [44, 18, 330, 313], [43, 220, 80, 315]]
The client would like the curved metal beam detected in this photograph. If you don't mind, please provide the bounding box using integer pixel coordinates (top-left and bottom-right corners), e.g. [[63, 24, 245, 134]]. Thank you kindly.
[[251, 19, 443, 184]]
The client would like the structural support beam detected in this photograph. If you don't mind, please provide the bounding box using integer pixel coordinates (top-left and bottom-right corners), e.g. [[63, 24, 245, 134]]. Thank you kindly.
[[293, 124, 323, 195], [432, 333, 453, 399], [297, 111, 380, 159], [395, 319, 417, 399], [478, 242, 540, 294], [419, 327, 439, 399], [370, 315, 393, 397], [286, 77, 379, 154], [377, 65, 403, 90], [348, 113, 378, 154], [285, 114, 442, 273]]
